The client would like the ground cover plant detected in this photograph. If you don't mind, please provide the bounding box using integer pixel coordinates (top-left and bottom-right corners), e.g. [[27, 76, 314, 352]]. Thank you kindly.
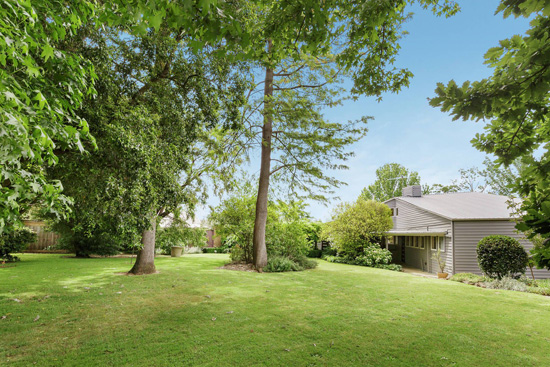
[[2, 254, 550, 366], [450, 272, 550, 296]]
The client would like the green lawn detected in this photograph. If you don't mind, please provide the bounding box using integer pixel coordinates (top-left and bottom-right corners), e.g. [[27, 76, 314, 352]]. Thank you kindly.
[[1, 254, 550, 366]]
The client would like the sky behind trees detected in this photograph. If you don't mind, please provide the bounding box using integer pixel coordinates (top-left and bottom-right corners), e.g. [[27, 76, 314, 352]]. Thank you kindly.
[[199, 0, 532, 222]]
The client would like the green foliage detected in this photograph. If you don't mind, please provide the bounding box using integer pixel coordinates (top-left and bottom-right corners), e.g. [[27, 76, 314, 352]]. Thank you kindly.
[[323, 250, 402, 272], [209, 187, 257, 263], [0, 0, 97, 231], [483, 277, 529, 292], [360, 163, 420, 201], [55, 230, 121, 258], [202, 247, 225, 254], [449, 273, 487, 285], [156, 225, 207, 255], [432, 248, 446, 273], [210, 187, 316, 267], [529, 237, 550, 271], [430, 1, 550, 243], [0, 228, 36, 261], [477, 235, 528, 279], [264, 254, 317, 273], [47, 25, 246, 257], [323, 198, 393, 257]]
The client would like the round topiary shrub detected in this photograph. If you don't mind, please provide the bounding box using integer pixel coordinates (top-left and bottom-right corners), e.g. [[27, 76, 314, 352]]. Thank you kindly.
[[477, 235, 528, 279]]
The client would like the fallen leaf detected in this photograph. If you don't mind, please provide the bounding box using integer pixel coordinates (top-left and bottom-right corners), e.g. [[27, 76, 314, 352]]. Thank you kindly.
[[226, 311, 234, 314], [284, 349, 290, 352], [115, 292, 122, 294], [33, 315, 40, 322], [13, 298, 21, 303], [211, 317, 216, 321], [1, 315, 7, 320], [250, 329, 254, 333], [205, 295, 211, 299], [84, 287, 90, 290], [313, 343, 316, 347]]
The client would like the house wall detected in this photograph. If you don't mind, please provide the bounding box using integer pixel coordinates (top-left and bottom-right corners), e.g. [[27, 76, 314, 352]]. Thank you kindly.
[[453, 220, 550, 278], [386, 199, 453, 274]]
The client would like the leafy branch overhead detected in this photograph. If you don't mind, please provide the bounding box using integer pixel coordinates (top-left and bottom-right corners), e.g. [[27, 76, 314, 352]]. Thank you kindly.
[[429, 1, 550, 262]]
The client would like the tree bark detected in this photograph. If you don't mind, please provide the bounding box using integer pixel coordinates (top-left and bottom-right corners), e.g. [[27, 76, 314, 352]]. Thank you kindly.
[[129, 215, 157, 275], [252, 40, 274, 271]]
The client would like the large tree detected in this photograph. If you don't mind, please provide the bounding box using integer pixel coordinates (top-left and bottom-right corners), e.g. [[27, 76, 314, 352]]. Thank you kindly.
[[360, 163, 421, 201], [241, 0, 458, 270], [49, 26, 247, 272]]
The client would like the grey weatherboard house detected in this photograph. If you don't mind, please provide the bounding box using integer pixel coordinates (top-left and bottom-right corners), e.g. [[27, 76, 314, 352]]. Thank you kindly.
[[383, 186, 550, 278]]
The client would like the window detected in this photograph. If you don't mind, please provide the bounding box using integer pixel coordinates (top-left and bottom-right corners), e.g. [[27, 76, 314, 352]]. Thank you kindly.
[[420, 237, 425, 249], [431, 237, 445, 252], [395, 208, 399, 216], [414, 237, 419, 248], [405, 237, 410, 247], [390, 208, 395, 216]]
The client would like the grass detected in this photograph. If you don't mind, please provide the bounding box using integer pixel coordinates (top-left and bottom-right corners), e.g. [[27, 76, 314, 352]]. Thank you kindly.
[[2, 254, 550, 366]]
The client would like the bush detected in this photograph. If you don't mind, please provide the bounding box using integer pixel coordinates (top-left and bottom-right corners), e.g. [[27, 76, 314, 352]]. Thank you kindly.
[[323, 247, 401, 272], [355, 246, 392, 267], [483, 277, 529, 292], [477, 235, 528, 279], [0, 229, 37, 261], [264, 254, 317, 272], [322, 199, 393, 257], [307, 249, 322, 258], [450, 273, 486, 285], [202, 247, 225, 254], [156, 226, 207, 255], [374, 264, 403, 272], [292, 254, 318, 270]]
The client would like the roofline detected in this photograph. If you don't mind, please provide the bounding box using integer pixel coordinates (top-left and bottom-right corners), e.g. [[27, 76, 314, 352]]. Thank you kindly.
[[389, 197, 453, 220], [451, 218, 518, 222], [385, 197, 518, 221]]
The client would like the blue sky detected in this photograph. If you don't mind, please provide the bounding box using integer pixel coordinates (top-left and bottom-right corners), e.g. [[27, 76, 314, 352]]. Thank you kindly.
[[197, 0, 532, 224]]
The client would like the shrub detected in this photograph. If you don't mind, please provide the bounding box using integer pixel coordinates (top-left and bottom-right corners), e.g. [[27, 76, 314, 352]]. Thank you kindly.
[[374, 264, 403, 272], [265, 256, 300, 272], [483, 277, 528, 292], [202, 247, 225, 254], [264, 254, 317, 272], [450, 273, 486, 284], [323, 247, 401, 272], [323, 199, 393, 257], [355, 246, 392, 267], [292, 254, 318, 270], [307, 249, 323, 258], [0, 229, 37, 261], [477, 235, 528, 279]]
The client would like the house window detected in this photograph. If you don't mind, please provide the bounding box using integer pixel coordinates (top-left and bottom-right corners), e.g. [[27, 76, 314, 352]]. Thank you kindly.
[[420, 237, 425, 249], [395, 208, 399, 216], [431, 237, 445, 252], [390, 208, 395, 216], [415, 237, 419, 248]]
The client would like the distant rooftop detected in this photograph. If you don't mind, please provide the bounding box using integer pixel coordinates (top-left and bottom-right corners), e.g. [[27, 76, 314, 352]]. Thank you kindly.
[[387, 192, 519, 220]]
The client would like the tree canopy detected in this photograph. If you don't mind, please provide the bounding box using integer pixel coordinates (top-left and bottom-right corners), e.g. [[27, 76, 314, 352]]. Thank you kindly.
[[323, 198, 393, 257], [360, 163, 421, 201]]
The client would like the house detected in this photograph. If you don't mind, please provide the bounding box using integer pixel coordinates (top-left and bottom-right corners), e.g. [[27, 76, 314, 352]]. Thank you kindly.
[[384, 186, 549, 278]]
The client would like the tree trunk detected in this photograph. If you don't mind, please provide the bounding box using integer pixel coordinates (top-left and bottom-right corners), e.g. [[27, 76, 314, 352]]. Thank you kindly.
[[252, 40, 274, 271], [129, 215, 157, 275]]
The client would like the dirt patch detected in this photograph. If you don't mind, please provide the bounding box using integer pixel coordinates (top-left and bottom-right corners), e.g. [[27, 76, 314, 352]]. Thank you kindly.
[[219, 263, 257, 272]]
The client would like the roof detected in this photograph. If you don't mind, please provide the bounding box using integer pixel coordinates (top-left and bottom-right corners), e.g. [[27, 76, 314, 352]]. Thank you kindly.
[[386, 192, 519, 221], [387, 229, 449, 236]]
